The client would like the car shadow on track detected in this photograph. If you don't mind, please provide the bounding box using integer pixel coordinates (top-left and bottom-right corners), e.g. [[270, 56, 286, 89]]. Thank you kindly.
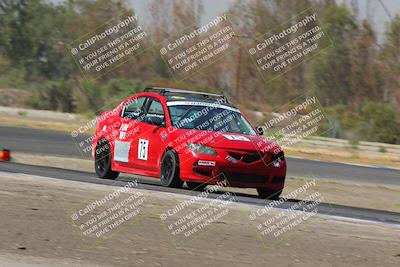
[[119, 175, 325, 212]]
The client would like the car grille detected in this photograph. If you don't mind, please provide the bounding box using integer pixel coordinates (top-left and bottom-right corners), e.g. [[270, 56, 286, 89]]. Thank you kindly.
[[271, 176, 285, 184], [223, 172, 267, 184], [228, 151, 265, 164]]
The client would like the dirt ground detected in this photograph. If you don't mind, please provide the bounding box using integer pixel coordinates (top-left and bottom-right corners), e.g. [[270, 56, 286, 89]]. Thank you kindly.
[[0, 171, 399, 267], [12, 152, 400, 213]]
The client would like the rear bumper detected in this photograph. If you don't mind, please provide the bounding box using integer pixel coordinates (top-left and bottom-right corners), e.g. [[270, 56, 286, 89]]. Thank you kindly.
[[178, 149, 286, 189]]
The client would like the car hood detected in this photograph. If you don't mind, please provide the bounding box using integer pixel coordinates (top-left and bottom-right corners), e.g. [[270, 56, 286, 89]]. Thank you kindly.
[[170, 129, 280, 152]]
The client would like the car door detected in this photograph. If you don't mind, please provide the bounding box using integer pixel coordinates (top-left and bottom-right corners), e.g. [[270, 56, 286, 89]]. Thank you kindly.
[[113, 96, 147, 169], [133, 97, 168, 172]]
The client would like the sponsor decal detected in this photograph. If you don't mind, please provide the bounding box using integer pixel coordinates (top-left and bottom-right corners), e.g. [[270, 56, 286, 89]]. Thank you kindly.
[[223, 134, 250, 141], [166, 101, 239, 112], [198, 160, 216, 166], [114, 141, 130, 162], [119, 123, 129, 140]]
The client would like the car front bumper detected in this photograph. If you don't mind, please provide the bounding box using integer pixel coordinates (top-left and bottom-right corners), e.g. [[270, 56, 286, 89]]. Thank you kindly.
[[178, 148, 286, 189]]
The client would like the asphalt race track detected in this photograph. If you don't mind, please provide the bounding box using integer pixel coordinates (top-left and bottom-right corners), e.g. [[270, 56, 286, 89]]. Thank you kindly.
[[1, 161, 400, 225], [1, 125, 400, 225], [1, 125, 399, 185]]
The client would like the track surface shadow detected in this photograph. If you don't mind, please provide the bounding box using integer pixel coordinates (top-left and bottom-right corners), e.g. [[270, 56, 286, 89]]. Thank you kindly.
[[1, 162, 400, 225]]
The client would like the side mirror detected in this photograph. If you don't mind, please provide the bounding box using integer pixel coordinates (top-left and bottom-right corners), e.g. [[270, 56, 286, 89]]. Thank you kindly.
[[147, 116, 165, 127], [256, 126, 264, 136]]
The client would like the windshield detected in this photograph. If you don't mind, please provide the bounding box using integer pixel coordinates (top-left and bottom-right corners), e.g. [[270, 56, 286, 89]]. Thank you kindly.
[[168, 104, 256, 136]]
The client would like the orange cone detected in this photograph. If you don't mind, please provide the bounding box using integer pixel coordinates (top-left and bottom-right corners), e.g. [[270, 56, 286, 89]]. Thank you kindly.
[[0, 149, 10, 161]]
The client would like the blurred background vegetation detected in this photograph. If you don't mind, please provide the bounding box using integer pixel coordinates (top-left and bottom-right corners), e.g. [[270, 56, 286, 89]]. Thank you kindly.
[[0, 0, 399, 143]]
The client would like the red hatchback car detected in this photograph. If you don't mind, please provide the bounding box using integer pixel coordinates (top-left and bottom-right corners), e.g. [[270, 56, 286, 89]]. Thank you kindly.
[[93, 87, 286, 199]]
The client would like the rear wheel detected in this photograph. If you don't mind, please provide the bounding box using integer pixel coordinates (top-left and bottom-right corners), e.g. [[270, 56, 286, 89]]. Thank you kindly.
[[186, 181, 208, 191], [160, 150, 183, 188], [95, 139, 119, 179], [257, 188, 282, 200]]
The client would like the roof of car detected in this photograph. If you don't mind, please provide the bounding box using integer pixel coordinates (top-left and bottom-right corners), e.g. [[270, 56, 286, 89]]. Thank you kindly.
[[144, 87, 230, 104], [165, 95, 227, 103]]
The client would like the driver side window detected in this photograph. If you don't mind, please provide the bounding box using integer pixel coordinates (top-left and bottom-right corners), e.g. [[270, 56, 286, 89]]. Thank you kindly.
[[122, 97, 146, 121], [145, 99, 165, 125]]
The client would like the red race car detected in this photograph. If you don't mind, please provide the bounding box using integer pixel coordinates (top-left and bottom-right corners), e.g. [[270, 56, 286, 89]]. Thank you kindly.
[[93, 87, 286, 199]]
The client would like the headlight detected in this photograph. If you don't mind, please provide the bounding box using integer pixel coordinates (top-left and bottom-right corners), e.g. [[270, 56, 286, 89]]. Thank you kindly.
[[187, 143, 217, 156]]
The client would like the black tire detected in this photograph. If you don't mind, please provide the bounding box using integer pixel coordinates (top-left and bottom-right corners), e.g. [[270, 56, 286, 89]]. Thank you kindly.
[[257, 188, 282, 200], [94, 139, 119, 180], [186, 181, 208, 191], [160, 150, 183, 188]]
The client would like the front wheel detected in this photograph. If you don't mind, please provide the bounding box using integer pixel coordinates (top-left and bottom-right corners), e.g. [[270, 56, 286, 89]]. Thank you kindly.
[[257, 188, 282, 200], [160, 150, 183, 188], [95, 139, 119, 179]]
